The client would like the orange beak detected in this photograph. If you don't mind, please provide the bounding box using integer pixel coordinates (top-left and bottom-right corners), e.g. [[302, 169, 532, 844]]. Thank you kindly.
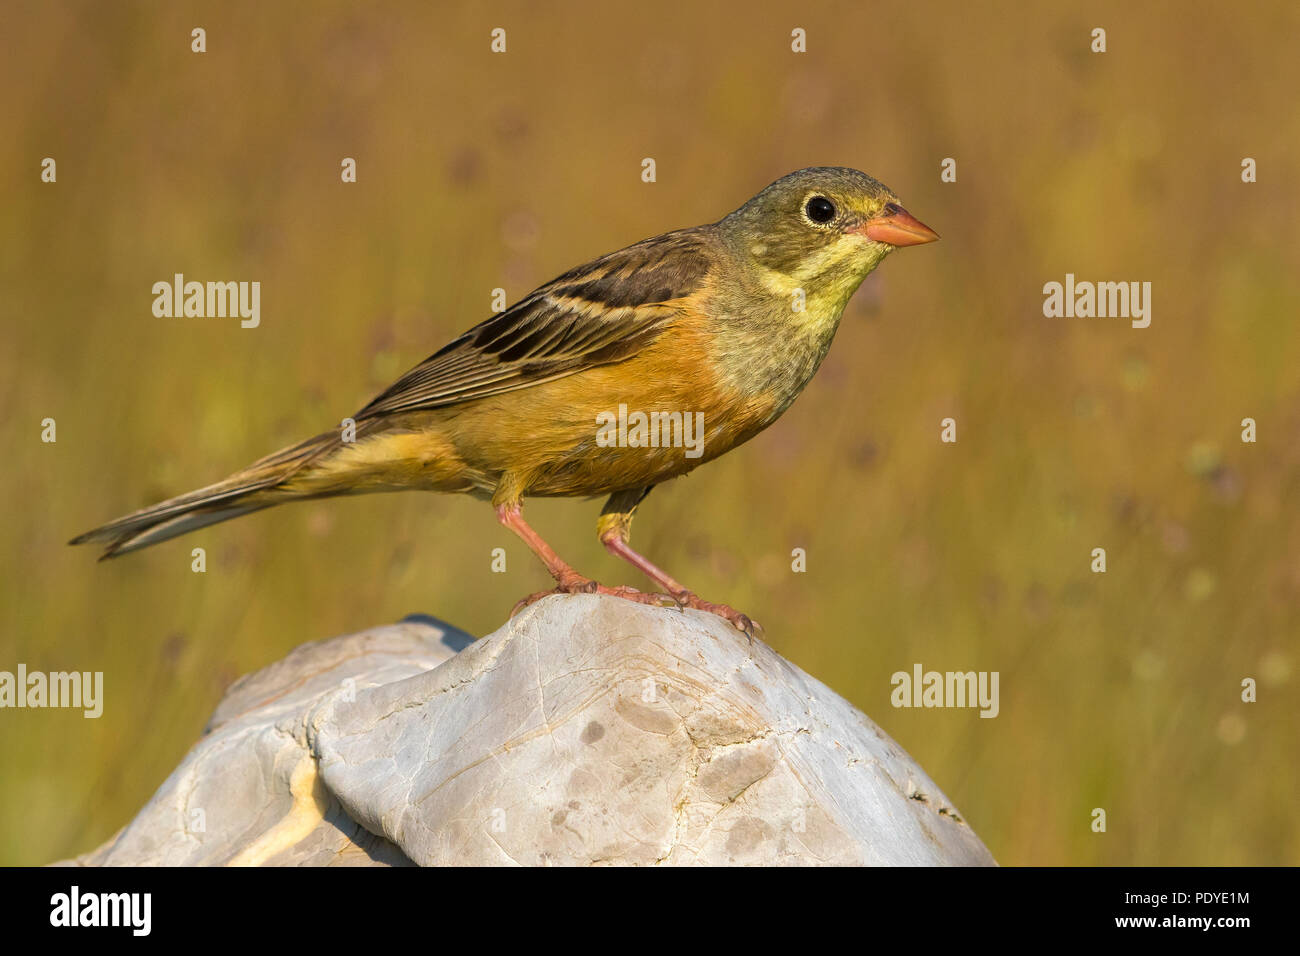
[[859, 203, 940, 246]]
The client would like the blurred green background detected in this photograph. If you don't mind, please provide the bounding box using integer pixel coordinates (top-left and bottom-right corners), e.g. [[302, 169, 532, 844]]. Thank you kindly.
[[2, 0, 1297, 866]]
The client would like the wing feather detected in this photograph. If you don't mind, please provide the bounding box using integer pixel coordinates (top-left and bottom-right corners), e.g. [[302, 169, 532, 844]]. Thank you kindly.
[[355, 229, 713, 420]]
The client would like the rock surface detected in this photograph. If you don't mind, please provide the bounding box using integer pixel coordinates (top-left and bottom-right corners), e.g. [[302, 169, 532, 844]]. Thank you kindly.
[[59, 595, 995, 866]]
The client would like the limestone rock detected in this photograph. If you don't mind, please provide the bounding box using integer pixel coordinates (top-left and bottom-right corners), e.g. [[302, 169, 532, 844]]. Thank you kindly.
[[59, 595, 995, 866]]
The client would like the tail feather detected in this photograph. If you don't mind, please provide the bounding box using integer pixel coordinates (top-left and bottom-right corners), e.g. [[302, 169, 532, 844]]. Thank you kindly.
[[81, 501, 273, 559], [70, 430, 339, 559]]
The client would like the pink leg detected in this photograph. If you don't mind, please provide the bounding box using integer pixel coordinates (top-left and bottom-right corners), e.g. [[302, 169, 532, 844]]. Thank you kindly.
[[599, 528, 759, 639], [495, 503, 675, 615]]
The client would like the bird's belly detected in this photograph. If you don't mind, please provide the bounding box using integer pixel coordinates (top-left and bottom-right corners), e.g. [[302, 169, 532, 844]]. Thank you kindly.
[[439, 342, 778, 498]]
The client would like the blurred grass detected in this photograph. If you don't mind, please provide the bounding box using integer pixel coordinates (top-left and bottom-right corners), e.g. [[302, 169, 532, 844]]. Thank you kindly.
[[1, 0, 1297, 865]]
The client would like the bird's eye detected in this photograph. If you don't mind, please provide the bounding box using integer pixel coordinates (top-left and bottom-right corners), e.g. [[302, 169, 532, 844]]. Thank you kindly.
[[805, 196, 836, 224]]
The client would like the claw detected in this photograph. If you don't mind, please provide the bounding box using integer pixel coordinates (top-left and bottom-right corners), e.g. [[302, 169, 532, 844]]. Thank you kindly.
[[510, 578, 677, 618], [666, 590, 760, 641], [508, 573, 758, 642], [496, 478, 758, 640]]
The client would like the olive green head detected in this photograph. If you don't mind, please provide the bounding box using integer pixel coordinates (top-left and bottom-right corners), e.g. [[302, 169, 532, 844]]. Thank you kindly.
[[717, 166, 939, 311]]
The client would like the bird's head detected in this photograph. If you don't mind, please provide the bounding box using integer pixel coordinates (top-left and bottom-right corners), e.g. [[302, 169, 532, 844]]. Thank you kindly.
[[718, 166, 938, 317]]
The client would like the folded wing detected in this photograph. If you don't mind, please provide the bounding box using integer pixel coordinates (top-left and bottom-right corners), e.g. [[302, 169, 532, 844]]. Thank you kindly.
[[355, 228, 713, 420]]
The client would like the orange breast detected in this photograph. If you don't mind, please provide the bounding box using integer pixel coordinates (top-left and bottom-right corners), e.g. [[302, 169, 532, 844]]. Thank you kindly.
[[435, 317, 780, 498]]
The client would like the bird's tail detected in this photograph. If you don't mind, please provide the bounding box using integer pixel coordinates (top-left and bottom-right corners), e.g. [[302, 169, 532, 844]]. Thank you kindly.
[[69, 430, 340, 560]]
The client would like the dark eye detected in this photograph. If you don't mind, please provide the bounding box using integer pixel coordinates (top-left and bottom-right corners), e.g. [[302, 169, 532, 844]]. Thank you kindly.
[[805, 196, 836, 224]]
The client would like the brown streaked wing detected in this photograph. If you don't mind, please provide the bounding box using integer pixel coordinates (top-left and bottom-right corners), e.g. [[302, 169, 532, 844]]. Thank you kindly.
[[354, 228, 714, 420]]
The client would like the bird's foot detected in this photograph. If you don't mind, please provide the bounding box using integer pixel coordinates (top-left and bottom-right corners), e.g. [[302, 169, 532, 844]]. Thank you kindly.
[[509, 573, 758, 642], [667, 590, 760, 641], [511, 573, 676, 618]]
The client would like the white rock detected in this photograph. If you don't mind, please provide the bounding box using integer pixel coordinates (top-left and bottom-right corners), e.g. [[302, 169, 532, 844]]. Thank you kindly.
[[60, 595, 995, 866]]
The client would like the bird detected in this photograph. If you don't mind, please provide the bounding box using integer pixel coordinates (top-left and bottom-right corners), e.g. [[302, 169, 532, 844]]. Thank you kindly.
[[71, 166, 939, 636]]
